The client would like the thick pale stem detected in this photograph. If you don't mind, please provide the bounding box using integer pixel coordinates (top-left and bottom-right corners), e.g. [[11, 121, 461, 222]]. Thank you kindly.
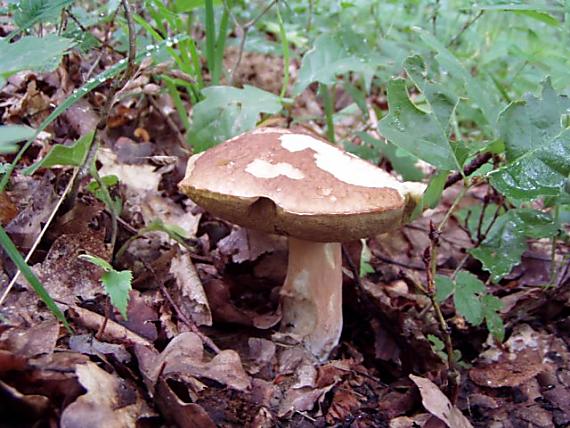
[[280, 238, 342, 360]]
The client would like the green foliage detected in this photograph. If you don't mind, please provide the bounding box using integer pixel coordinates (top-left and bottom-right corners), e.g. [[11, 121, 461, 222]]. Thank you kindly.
[[489, 79, 570, 201], [294, 30, 382, 95], [12, 0, 74, 30], [0, 125, 36, 154], [427, 334, 467, 367], [378, 77, 460, 171], [24, 131, 94, 175], [470, 209, 558, 282], [86, 175, 122, 215], [187, 85, 283, 152], [435, 272, 504, 340], [359, 239, 374, 278], [0, 35, 74, 86], [79, 254, 132, 320]]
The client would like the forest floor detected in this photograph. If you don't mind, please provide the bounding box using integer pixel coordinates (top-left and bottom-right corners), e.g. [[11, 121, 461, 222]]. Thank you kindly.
[[1, 35, 570, 428]]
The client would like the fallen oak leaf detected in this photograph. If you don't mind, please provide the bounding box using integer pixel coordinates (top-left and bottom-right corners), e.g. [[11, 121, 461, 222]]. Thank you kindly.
[[409, 375, 473, 428]]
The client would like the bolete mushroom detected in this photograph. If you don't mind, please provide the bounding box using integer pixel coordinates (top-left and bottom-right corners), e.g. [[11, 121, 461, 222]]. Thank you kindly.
[[179, 128, 425, 360]]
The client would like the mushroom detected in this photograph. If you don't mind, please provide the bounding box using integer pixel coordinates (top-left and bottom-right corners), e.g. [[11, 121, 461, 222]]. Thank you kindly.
[[179, 128, 425, 360]]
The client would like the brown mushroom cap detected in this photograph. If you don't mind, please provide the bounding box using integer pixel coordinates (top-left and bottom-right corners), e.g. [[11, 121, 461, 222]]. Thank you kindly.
[[179, 128, 424, 242]]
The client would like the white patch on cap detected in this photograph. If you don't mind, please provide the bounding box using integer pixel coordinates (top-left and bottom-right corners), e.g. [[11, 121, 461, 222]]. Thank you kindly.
[[280, 134, 409, 193], [252, 127, 291, 135], [245, 159, 304, 180]]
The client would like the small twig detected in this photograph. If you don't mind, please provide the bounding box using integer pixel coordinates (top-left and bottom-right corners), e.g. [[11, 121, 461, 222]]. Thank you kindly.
[[160, 281, 220, 354], [223, 0, 278, 85], [148, 96, 189, 151], [444, 152, 492, 189], [341, 245, 362, 291], [447, 10, 484, 48], [95, 298, 112, 340], [431, 0, 440, 35], [65, 0, 137, 217], [0, 169, 78, 306]]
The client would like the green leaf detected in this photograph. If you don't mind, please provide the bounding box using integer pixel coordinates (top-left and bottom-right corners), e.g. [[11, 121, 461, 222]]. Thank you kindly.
[[489, 79, 570, 200], [0, 35, 74, 80], [0, 226, 71, 332], [79, 254, 113, 272], [187, 85, 282, 152], [0, 125, 36, 154], [359, 239, 374, 278], [13, 0, 74, 30], [24, 131, 94, 175], [101, 270, 133, 320], [470, 208, 558, 281], [293, 30, 381, 95], [414, 27, 500, 132], [481, 295, 505, 342], [412, 170, 448, 220], [435, 274, 454, 303], [454, 271, 485, 326], [378, 79, 460, 170]]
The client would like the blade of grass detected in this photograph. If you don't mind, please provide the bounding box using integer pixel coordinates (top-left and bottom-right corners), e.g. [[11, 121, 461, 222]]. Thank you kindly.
[[212, 5, 230, 85], [163, 76, 191, 131], [0, 226, 72, 332], [204, 0, 216, 82], [276, 7, 290, 98], [319, 83, 336, 143]]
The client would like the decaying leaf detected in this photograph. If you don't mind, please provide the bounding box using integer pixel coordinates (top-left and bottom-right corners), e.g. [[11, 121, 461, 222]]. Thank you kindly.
[[409, 375, 473, 428]]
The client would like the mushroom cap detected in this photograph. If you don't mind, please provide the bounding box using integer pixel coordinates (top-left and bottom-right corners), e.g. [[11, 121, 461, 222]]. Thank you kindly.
[[179, 128, 425, 242]]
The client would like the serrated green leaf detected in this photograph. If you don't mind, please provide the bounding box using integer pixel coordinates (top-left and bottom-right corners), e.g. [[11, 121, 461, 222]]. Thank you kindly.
[[378, 79, 460, 170], [481, 294, 505, 342], [293, 30, 381, 95], [0, 125, 36, 154], [187, 85, 282, 152], [79, 254, 113, 272], [24, 131, 94, 175], [454, 271, 485, 326], [435, 274, 454, 303], [470, 208, 557, 281], [489, 80, 570, 200], [0, 35, 75, 80], [101, 270, 132, 320]]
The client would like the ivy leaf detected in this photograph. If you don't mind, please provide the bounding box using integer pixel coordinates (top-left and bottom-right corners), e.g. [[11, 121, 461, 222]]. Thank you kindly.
[[489, 79, 570, 200], [101, 270, 133, 320], [0, 125, 36, 154], [454, 271, 485, 326], [294, 30, 382, 95], [187, 85, 282, 152], [24, 131, 94, 175], [470, 208, 557, 282], [378, 79, 460, 171], [0, 35, 74, 82]]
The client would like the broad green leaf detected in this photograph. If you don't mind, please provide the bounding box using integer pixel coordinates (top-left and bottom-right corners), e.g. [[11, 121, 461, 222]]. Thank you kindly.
[[435, 274, 454, 303], [378, 79, 460, 170], [355, 132, 424, 181], [481, 295, 505, 342], [489, 80, 570, 200], [102, 270, 133, 320], [414, 27, 500, 132], [478, 5, 560, 26], [0, 226, 71, 331], [24, 131, 94, 175], [0, 125, 36, 154], [470, 209, 557, 281], [293, 30, 382, 95], [0, 35, 74, 80], [13, 0, 74, 30], [79, 254, 113, 272], [187, 85, 282, 152], [454, 271, 485, 326]]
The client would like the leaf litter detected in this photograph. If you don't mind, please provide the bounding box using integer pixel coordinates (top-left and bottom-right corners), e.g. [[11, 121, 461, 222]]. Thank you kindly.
[[0, 19, 569, 428]]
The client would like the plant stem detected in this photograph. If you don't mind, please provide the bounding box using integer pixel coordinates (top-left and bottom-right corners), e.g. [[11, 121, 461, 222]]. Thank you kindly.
[[320, 83, 336, 143], [204, 0, 217, 82], [212, 5, 230, 85], [276, 6, 290, 98], [548, 204, 561, 288]]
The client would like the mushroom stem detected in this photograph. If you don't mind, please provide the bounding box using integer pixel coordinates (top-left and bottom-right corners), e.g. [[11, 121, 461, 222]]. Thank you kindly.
[[280, 238, 342, 360]]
